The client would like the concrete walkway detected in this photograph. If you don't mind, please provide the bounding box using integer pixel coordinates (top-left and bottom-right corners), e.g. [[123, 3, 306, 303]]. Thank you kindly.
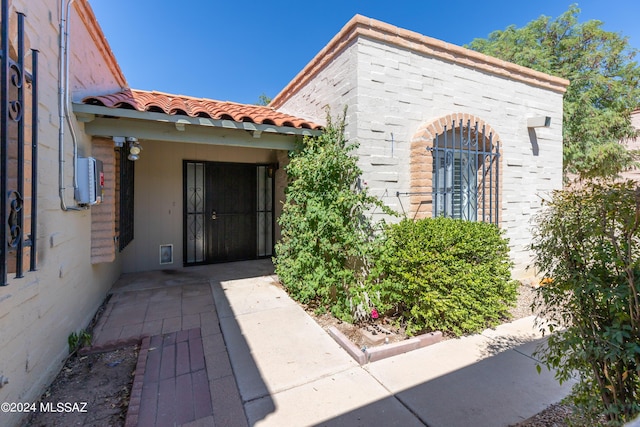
[[215, 260, 575, 427], [92, 259, 575, 427]]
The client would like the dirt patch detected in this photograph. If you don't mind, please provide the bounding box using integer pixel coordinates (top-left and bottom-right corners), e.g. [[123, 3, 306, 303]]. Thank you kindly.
[[25, 345, 138, 427], [305, 283, 539, 350], [307, 311, 408, 349]]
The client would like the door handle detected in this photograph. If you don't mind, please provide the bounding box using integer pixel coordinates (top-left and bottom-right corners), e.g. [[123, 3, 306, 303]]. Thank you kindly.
[[211, 210, 217, 220]]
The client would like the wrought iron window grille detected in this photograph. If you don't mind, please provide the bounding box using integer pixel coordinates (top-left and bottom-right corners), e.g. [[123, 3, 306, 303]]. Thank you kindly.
[[1, 1, 39, 285], [428, 119, 500, 225], [118, 145, 135, 251]]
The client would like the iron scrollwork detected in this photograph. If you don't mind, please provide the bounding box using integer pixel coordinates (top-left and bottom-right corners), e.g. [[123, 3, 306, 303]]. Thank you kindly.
[[7, 190, 22, 249]]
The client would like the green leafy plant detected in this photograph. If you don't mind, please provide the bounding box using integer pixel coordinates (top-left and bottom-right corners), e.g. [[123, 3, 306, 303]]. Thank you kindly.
[[68, 330, 92, 355], [369, 217, 517, 336], [530, 180, 640, 425], [274, 107, 393, 322]]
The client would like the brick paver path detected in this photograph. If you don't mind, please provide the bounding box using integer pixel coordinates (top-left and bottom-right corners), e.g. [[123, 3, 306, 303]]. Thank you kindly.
[[90, 269, 247, 427]]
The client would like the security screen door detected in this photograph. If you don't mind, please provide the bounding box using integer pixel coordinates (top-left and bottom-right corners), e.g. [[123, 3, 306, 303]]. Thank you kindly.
[[184, 161, 273, 265]]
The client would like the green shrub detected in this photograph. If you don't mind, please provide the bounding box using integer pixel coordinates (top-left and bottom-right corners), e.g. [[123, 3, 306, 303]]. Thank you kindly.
[[369, 217, 517, 336], [531, 180, 640, 425], [274, 108, 392, 322]]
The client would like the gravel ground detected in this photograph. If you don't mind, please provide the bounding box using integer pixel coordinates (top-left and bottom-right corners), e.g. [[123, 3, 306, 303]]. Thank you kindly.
[[509, 282, 539, 320]]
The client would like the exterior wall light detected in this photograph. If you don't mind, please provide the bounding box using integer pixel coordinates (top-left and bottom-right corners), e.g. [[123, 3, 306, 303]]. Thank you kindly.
[[126, 137, 142, 161], [267, 163, 279, 178], [527, 116, 551, 128]]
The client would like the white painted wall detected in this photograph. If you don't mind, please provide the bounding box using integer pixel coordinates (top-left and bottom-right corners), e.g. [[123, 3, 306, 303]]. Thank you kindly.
[[277, 35, 564, 279]]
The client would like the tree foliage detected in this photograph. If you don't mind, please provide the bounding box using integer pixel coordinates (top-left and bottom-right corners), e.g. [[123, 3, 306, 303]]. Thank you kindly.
[[274, 108, 392, 321], [530, 180, 640, 425], [256, 93, 272, 106], [467, 5, 640, 179]]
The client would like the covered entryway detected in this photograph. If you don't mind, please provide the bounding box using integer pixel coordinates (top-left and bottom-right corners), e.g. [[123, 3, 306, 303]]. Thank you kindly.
[[74, 89, 321, 272], [184, 161, 275, 265]]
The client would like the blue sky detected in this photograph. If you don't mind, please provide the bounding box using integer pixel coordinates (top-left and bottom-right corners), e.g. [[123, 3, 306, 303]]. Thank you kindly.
[[89, 1, 640, 105]]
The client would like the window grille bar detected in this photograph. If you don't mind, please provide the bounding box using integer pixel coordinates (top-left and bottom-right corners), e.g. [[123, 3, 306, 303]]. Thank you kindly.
[[476, 123, 487, 221], [469, 121, 484, 221], [29, 49, 37, 271], [495, 140, 500, 225], [15, 12, 24, 278], [443, 126, 448, 218], [1, 0, 10, 285], [433, 133, 439, 215], [489, 132, 493, 224], [456, 121, 460, 218]]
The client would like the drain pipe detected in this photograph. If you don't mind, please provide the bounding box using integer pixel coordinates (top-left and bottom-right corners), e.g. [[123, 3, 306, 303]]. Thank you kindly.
[[58, 0, 82, 211]]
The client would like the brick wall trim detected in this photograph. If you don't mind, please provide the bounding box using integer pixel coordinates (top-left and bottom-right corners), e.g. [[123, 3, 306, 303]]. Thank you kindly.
[[90, 137, 116, 264]]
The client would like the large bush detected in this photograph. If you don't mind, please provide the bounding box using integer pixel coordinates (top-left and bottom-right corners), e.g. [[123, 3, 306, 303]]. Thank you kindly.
[[274, 109, 390, 321], [531, 180, 640, 425], [369, 217, 517, 336]]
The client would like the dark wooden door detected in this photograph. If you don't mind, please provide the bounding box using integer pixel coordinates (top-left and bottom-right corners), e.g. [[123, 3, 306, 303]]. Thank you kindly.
[[184, 161, 257, 265]]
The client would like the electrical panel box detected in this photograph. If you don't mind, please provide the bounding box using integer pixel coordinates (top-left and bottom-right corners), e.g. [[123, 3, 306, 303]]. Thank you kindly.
[[76, 157, 104, 205]]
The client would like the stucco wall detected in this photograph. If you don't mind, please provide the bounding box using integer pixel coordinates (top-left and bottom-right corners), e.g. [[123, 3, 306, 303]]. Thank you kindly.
[[621, 110, 640, 182], [0, 2, 124, 425], [122, 139, 284, 272], [277, 35, 564, 279]]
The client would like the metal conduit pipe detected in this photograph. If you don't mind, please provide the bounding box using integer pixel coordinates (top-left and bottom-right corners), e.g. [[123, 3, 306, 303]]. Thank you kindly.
[[58, 0, 82, 211]]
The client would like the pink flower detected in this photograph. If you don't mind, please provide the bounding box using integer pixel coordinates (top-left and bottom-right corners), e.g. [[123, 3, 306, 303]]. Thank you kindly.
[[371, 308, 379, 319]]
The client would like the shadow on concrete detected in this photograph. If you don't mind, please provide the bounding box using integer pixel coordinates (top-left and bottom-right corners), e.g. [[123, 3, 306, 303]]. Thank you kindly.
[[314, 339, 574, 427], [198, 260, 277, 424]]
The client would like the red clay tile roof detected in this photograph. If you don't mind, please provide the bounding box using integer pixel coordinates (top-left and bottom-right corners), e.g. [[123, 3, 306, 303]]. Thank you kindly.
[[82, 89, 322, 130]]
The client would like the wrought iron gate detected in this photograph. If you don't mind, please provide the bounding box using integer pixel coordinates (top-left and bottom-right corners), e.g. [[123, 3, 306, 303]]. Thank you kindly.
[[1, 1, 38, 285], [428, 119, 500, 224]]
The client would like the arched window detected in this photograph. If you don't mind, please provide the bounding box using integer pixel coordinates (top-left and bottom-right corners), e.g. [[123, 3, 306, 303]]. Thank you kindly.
[[410, 114, 501, 224]]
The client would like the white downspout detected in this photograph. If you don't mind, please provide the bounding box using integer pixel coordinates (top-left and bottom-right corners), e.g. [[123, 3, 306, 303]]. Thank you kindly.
[[58, 0, 82, 211]]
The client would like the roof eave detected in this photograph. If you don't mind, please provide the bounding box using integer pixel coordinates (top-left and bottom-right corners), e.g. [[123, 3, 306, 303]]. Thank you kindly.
[[73, 103, 321, 137], [73, 103, 320, 151], [271, 14, 570, 109]]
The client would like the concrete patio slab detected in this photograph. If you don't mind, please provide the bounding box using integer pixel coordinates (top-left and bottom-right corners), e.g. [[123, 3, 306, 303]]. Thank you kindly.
[[213, 278, 356, 401], [215, 275, 288, 317], [363, 318, 576, 427], [390, 343, 575, 427], [244, 367, 424, 427], [364, 333, 497, 392]]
